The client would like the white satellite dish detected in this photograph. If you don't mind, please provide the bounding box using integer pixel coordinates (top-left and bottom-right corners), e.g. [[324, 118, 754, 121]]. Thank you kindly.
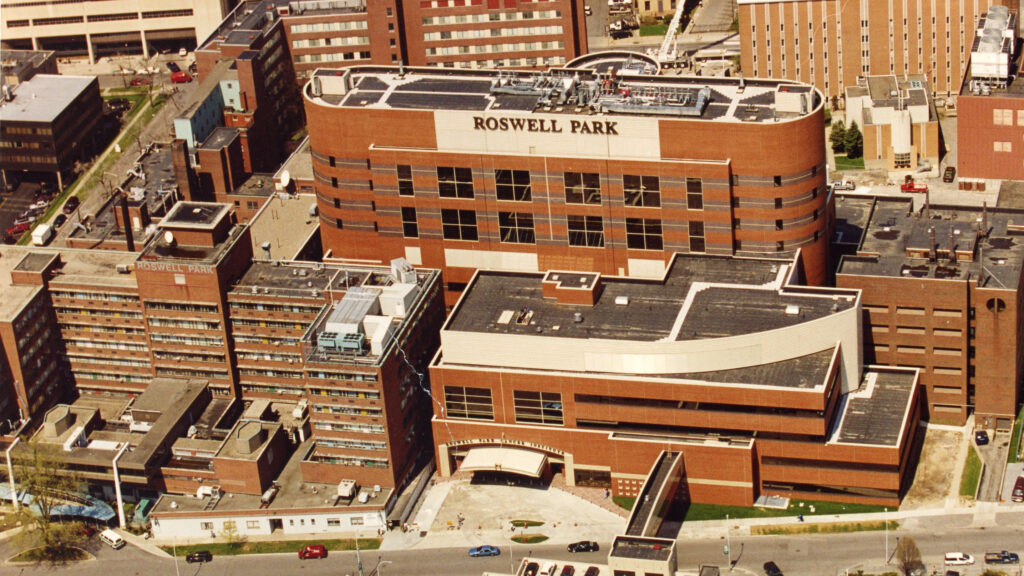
[[163, 230, 175, 245], [280, 170, 291, 188]]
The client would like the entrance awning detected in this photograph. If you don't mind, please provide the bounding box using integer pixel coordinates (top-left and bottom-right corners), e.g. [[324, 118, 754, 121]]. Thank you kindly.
[[460, 446, 547, 478]]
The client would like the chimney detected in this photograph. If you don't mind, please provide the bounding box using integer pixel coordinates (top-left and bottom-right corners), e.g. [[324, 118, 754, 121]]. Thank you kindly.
[[928, 227, 937, 261], [120, 194, 135, 252], [924, 187, 931, 220]]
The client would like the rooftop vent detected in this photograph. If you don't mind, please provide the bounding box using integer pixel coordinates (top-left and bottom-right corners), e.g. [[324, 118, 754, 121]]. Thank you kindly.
[[785, 305, 800, 315], [615, 295, 630, 306]]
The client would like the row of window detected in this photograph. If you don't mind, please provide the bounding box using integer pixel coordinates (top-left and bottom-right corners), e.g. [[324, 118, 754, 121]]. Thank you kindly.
[[424, 25, 563, 41], [294, 51, 371, 63], [426, 40, 564, 56], [444, 386, 564, 425], [393, 166, 705, 208], [290, 20, 368, 34], [291, 36, 369, 49], [421, 10, 561, 25], [432, 56, 566, 69]]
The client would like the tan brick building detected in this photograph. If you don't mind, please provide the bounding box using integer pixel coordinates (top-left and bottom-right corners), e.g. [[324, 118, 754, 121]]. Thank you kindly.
[[738, 0, 1016, 99]]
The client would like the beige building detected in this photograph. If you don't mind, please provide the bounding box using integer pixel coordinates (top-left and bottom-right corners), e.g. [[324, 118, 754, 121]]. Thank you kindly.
[[738, 0, 1012, 99], [845, 74, 941, 173], [0, 0, 231, 62]]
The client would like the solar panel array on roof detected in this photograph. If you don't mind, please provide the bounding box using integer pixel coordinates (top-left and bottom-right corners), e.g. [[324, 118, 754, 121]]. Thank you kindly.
[[393, 78, 493, 94], [355, 76, 389, 91], [387, 92, 489, 110], [491, 94, 540, 111], [343, 91, 385, 106]]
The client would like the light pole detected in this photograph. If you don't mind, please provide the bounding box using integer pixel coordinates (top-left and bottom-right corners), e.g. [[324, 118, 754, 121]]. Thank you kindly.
[[5, 436, 21, 509], [884, 507, 889, 565], [726, 513, 732, 571]]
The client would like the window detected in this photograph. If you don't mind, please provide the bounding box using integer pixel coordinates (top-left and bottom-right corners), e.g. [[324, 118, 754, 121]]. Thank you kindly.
[[564, 172, 601, 204], [246, 520, 260, 529], [397, 165, 414, 196], [498, 212, 535, 244], [688, 221, 706, 253], [445, 386, 494, 419], [401, 207, 418, 238], [223, 520, 237, 531], [441, 209, 477, 240], [328, 519, 341, 527], [567, 215, 604, 247], [437, 167, 474, 198], [495, 169, 531, 201], [626, 218, 663, 250], [200, 522, 214, 531], [686, 178, 704, 209], [351, 517, 364, 525], [623, 175, 660, 207], [514, 391, 563, 425]]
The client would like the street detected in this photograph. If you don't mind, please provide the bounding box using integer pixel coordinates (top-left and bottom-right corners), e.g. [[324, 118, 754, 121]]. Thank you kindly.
[[5, 522, 1022, 576]]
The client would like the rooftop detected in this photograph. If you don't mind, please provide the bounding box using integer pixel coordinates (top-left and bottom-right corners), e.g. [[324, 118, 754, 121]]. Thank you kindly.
[[307, 66, 821, 124], [447, 255, 854, 342], [832, 368, 918, 446], [1, 49, 55, 81], [199, 126, 239, 150], [0, 75, 96, 123], [199, 0, 279, 51], [275, 136, 314, 187], [610, 536, 675, 562], [836, 195, 1024, 289], [247, 193, 319, 261], [151, 438, 392, 515], [285, 0, 366, 17]]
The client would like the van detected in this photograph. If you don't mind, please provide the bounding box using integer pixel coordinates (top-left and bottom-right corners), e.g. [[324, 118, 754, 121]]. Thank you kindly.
[[944, 553, 975, 566], [1012, 477, 1024, 502], [100, 529, 126, 550]]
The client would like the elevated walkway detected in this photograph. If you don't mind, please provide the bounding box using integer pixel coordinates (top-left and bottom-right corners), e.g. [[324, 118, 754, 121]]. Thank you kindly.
[[624, 451, 685, 538]]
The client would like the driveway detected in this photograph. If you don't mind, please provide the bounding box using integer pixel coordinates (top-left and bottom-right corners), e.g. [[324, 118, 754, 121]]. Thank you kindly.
[[976, 429, 1010, 502]]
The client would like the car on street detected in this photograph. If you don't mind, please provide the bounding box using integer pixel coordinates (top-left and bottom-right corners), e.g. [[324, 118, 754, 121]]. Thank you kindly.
[[764, 561, 784, 576], [943, 166, 957, 183], [186, 550, 213, 563], [166, 61, 181, 73], [171, 71, 192, 83], [130, 77, 151, 86], [944, 553, 975, 566], [976, 430, 990, 445], [610, 29, 632, 39], [53, 214, 67, 229], [985, 551, 1020, 564], [298, 544, 327, 559], [568, 541, 600, 553], [469, 545, 501, 557], [63, 196, 80, 214]]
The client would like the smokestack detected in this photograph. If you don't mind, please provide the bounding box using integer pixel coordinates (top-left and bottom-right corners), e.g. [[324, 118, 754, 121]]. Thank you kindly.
[[924, 187, 930, 220], [120, 194, 135, 252], [928, 227, 937, 261], [982, 202, 989, 237]]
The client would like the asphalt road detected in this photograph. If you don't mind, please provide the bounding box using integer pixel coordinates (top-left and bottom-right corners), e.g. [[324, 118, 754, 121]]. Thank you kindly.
[[4, 523, 1022, 576]]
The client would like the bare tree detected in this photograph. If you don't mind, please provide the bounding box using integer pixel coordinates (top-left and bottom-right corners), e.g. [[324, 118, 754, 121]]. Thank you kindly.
[[11, 439, 88, 560], [895, 536, 923, 576]]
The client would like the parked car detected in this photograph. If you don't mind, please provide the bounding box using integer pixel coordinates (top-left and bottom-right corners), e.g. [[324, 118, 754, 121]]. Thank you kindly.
[[943, 166, 957, 183], [130, 77, 151, 86], [568, 541, 600, 553], [2, 234, 16, 244], [559, 566, 575, 576], [584, 568, 600, 576], [171, 71, 192, 84], [53, 214, 67, 229], [13, 215, 36, 227], [610, 29, 632, 39], [166, 61, 181, 74], [523, 562, 540, 576], [831, 179, 856, 191], [584, 4, 592, 15], [976, 430, 990, 446], [764, 561, 784, 576], [1012, 476, 1024, 502], [29, 199, 49, 211], [63, 196, 80, 214], [984, 551, 1020, 564], [468, 545, 500, 557], [944, 553, 975, 566], [298, 544, 327, 559], [186, 550, 213, 563]]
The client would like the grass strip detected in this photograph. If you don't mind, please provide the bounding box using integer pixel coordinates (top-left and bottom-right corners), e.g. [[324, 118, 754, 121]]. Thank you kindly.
[[161, 538, 380, 557]]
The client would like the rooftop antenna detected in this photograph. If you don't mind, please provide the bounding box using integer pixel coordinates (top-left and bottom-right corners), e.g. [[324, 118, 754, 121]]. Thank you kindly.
[[928, 227, 937, 261]]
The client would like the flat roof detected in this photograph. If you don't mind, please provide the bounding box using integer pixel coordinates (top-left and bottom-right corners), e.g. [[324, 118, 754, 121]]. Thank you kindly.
[[308, 66, 820, 124], [610, 536, 675, 562], [151, 438, 393, 515], [163, 202, 231, 228], [275, 136, 314, 185], [836, 195, 1024, 289], [832, 368, 917, 446], [447, 255, 854, 342], [215, 420, 279, 461], [199, 126, 239, 150], [1, 49, 55, 78], [247, 193, 318, 261], [0, 75, 95, 123]]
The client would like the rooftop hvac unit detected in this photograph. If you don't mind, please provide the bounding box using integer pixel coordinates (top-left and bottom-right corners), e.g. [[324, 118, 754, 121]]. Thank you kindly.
[[317, 331, 365, 353]]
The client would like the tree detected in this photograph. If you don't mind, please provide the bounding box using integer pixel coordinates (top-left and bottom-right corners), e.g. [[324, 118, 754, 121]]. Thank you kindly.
[[10, 439, 88, 559], [844, 121, 864, 159], [894, 537, 923, 576], [829, 120, 847, 153]]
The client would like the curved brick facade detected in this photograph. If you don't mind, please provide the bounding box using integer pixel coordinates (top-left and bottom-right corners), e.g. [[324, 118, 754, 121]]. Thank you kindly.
[[305, 66, 832, 299]]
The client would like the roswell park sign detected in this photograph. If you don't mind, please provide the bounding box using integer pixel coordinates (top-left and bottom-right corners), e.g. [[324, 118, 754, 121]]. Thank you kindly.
[[473, 115, 619, 135]]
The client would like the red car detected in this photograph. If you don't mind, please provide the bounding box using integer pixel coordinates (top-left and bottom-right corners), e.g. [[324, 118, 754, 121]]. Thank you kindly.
[[171, 71, 192, 84], [130, 77, 151, 86], [298, 544, 327, 559], [6, 222, 29, 237]]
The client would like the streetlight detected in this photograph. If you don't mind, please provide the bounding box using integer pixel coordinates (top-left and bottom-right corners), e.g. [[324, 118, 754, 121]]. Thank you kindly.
[[5, 436, 21, 509], [884, 507, 889, 565], [725, 513, 732, 571]]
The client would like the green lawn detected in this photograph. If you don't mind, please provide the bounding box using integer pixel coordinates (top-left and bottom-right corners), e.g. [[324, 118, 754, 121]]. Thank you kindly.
[[613, 496, 636, 511], [834, 155, 865, 170], [1009, 404, 1024, 463], [684, 499, 887, 522], [9, 546, 88, 563], [960, 445, 983, 498], [162, 538, 380, 557], [639, 24, 669, 36], [752, 519, 898, 536]]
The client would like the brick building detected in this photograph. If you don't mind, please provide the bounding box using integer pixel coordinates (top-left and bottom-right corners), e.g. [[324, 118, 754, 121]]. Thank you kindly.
[[429, 254, 921, 506], [303, 65, 833, 304], [836, 194, 1024, 429], [737, 0, 1015, 99]]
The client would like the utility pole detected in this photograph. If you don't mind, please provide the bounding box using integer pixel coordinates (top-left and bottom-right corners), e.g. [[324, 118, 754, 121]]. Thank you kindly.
[[884, 507, 889, 565]]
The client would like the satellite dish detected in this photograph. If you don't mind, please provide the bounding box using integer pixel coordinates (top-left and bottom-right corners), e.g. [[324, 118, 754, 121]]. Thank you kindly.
[[280, 170, 291, 188], [163, 230, 175, 245]]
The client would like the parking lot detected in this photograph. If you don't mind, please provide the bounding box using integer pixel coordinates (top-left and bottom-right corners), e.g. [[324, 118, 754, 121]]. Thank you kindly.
[[0, 182, 45, 243]]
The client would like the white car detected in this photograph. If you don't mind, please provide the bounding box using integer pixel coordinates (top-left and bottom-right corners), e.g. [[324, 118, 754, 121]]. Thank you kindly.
[[944, 553, 975, 566]]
